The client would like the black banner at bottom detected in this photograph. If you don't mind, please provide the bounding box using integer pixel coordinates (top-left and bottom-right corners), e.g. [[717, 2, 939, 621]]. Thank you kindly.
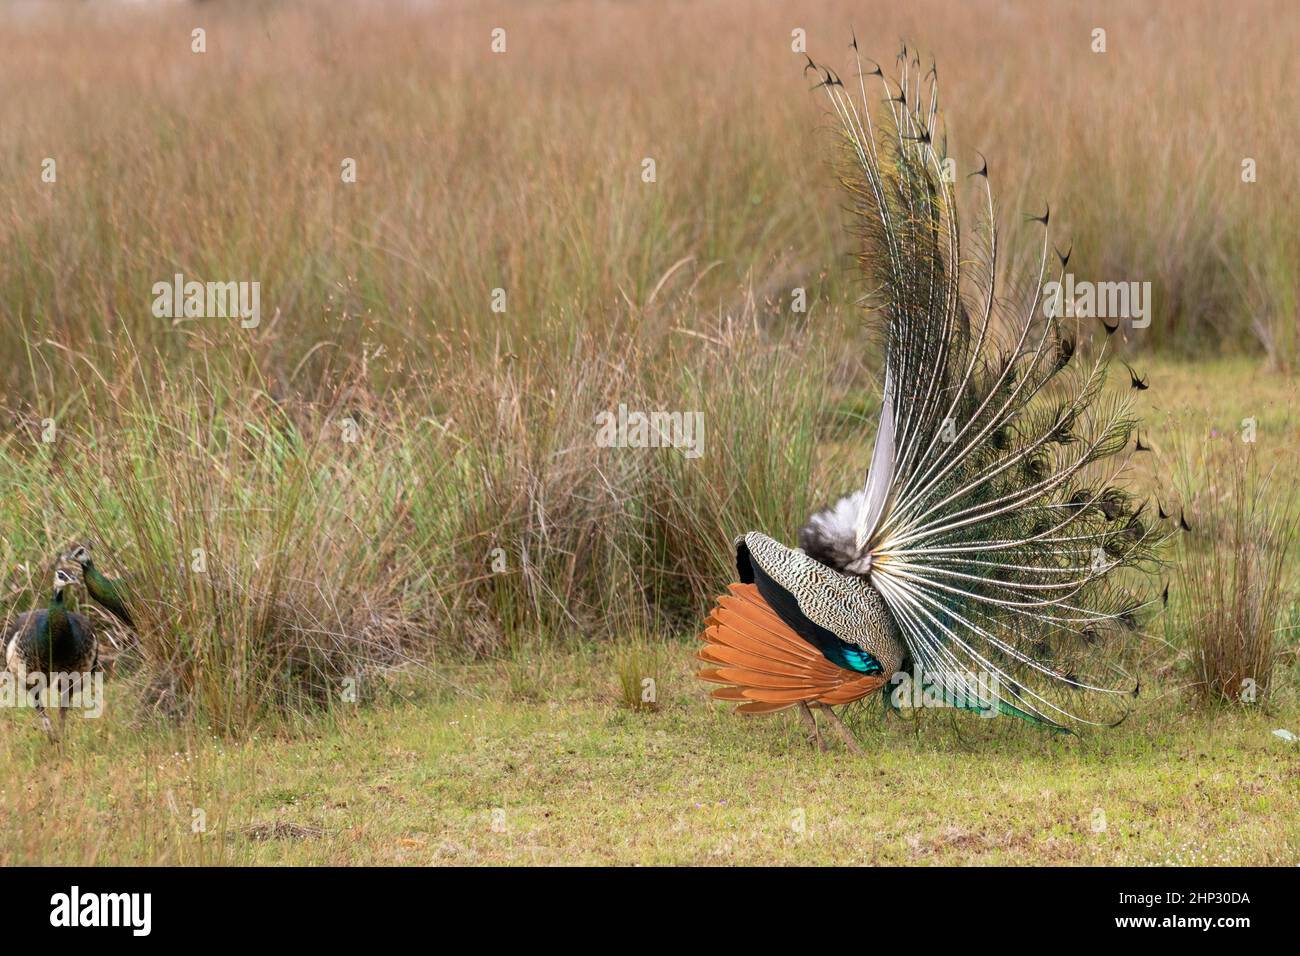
[[2, 866, 1283, 941]]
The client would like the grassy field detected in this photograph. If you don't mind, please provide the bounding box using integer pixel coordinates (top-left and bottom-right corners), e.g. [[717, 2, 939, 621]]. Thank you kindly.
[[3, 634, 1298, 866], [1, 1, 1298, 865], [4, 358, 1298, 866]]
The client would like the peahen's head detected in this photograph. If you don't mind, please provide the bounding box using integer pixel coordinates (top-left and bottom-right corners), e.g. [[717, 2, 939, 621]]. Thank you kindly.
[[52, 567, 76, 601], [66, 544, 92, 568]]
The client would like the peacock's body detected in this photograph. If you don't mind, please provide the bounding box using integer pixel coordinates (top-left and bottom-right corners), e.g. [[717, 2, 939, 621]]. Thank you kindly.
[[697, 44, 1169, 745], [4, 568, 101, 741]]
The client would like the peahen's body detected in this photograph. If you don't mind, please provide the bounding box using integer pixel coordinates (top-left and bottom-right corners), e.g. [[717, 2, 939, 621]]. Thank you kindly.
[[4, 569, 101, 741], [698, 44, 1169, 745]]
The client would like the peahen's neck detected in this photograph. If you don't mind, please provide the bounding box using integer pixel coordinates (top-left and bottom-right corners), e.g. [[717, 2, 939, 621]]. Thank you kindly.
[[44, 587, 72, 661]]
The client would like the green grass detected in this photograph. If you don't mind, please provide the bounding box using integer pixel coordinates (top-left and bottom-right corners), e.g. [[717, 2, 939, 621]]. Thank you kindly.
[[3, 643, 1297, 866]]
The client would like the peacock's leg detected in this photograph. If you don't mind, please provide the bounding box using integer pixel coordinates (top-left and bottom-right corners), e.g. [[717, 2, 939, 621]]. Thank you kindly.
[[37, 690, 55, 742], [58, 679, 73, 739], [797, 701, 827, 752], [817, 704, 866, 756]]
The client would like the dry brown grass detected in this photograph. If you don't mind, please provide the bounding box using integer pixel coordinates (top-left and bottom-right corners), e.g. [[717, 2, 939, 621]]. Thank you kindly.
[[1, 0, 1297, 393]]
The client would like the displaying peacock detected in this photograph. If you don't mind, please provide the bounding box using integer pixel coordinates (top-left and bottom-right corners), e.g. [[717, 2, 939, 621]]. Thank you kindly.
[[697, 42, 1170, 749], [66, 544, 135, 628], [3, 568, 101, 741]]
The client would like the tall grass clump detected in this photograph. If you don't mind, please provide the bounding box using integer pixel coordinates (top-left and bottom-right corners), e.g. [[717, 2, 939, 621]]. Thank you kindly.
[[1175, 440, 1298, 704], [431, 301, 850, 651], [38, 367, 454, 735], [643, 315, 848, 615], [613, 635, 666, 712]]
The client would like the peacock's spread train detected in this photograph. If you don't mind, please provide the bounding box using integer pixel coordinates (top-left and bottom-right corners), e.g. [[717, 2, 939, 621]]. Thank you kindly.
[[697, 42, 1171, 749]]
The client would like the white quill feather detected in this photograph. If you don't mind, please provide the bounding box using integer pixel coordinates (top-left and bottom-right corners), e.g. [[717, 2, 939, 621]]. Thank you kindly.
[[853, 368, 896, 555]]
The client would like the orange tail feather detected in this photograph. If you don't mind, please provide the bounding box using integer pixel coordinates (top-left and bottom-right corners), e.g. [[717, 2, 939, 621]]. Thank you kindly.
[[696, 583, 887, 713]]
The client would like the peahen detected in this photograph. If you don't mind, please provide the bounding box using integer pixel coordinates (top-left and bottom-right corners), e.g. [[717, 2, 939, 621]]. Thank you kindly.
[[4, 568, 101, 741], [66, 544, 135, 628], [697, 43, 1170, 749]]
